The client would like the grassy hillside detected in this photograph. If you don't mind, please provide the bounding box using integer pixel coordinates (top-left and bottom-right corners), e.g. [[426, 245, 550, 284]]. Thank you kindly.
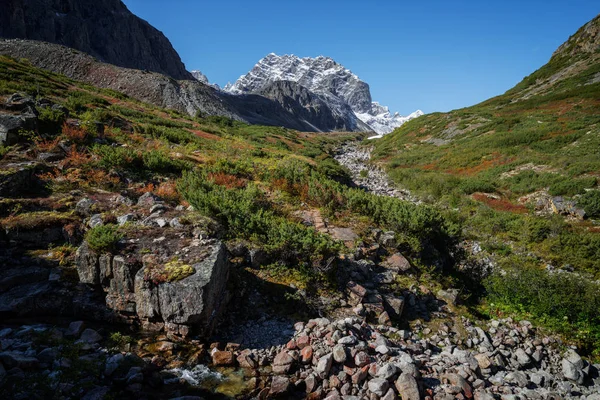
[[372, 15, 600, 353], [0, 54, 460, 300]]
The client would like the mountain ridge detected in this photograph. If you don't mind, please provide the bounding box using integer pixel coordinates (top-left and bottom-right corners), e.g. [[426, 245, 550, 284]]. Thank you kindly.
[[226, 53, 423, 134], [0, 0, 193, 80]]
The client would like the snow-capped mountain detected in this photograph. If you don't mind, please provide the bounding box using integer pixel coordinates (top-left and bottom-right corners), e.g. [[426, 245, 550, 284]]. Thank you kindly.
[[225, 53, 422, 134]]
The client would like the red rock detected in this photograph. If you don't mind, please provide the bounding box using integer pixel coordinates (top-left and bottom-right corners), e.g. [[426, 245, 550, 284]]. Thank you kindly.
[[368, 363, 379, 377], [297, 335, 311, 349], [301, 346, 314, 364], [273, 350, 294, 374], [347, 281, 367, 298], [212, 350, 235, 366], [225, 342, 240, 351], [351, 366, 369, 384], [378, 311, 392, 326], [286, 339, 297, 350], [236, 350, 257, 369], [307, 389, 323, 400], [441, 373, 472, 399], [329, 374, 342, 389], [269, 376, 291, 397]]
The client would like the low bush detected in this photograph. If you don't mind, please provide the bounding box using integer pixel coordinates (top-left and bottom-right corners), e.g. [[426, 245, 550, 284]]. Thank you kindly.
[[549, 177, 596, 197], [459, 178, 497, 195], [317, 157, 352, 184], [177, 170, 341, 266], [137, 124, 199, 145], [93, 145, 141, 170], [142, 150, 191, 173], [37, 107, 66, 135], [485, 265, 600, 354], [85, 224, 122, 252], [578, 190, 600, 218]]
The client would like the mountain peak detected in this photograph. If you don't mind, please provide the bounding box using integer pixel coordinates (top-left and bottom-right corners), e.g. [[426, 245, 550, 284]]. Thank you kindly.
[[226, 53, 421, 134]]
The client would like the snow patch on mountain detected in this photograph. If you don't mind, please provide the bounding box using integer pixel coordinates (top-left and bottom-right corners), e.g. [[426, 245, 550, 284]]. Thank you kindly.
[[357, 107, 425, 136], [225, 53, 422, 134]]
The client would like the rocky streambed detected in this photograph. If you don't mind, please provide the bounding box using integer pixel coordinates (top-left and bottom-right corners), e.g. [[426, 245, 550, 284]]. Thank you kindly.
[[334, 142, 418, 203]]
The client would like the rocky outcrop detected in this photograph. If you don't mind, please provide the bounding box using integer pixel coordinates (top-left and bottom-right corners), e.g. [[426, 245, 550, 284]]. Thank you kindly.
[[553, 14, 600, 58], [257, 80, 364, 132], [169, 315, 600, 399], [0, 0, 192, 80], [75, 211, 231, 338]]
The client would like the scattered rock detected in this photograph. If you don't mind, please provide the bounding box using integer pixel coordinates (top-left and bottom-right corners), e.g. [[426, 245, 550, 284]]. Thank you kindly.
[[78, 329, 102, 344]]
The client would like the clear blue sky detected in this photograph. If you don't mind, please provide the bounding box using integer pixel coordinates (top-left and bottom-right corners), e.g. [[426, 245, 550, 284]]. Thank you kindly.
[[122, 0, 597, 115]]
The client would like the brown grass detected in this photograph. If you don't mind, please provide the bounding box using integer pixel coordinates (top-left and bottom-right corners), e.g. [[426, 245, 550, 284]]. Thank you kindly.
[[62, 123, 88, 143], [208, 172, 247, 189], [472, 193, 528, 214]]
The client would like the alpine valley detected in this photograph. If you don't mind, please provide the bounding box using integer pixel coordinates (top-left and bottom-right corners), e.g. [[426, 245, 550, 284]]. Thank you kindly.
[[0, 1, 600, 400]]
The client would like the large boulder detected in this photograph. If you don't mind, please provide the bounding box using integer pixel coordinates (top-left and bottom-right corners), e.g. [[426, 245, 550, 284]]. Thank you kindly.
[[0, 112, 37, 146], [0, 162, 45, 198], [76, 234, 230, 338], [134, 242, 229, 336]]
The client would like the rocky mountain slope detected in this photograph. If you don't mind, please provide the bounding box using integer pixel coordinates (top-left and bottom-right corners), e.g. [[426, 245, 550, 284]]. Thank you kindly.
[[257, 80, 371, 132], [0, 39, 366, 132], [226, 53, 423, 134], [0, 0, 193, 80]]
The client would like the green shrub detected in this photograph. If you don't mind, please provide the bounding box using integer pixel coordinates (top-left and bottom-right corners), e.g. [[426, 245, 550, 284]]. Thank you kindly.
[[211, 158, 254, 178], [317, 157, 352, 184], [578, 190, 600, 218], [549, 177, 597, 197], [459, 178, 497, 194], [37, 107, 66, 135], [177, 170, 341, 265], [485, 265, 600, 353], [506, 171, 560, 195], [271, 157, 312, 185], [108, 332, 133, 350], [137, 124, 199, 145], [93, 145, 141, 170], [142, 150, 191, 173], [65, 91, 109, 114], [205, 115, 235, 127], [85, 224, 122, 252]]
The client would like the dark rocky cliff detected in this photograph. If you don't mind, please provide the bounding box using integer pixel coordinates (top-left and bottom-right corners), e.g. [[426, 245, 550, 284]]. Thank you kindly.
[[257, 80, 363, 132], [0, 0, 193, 80]]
